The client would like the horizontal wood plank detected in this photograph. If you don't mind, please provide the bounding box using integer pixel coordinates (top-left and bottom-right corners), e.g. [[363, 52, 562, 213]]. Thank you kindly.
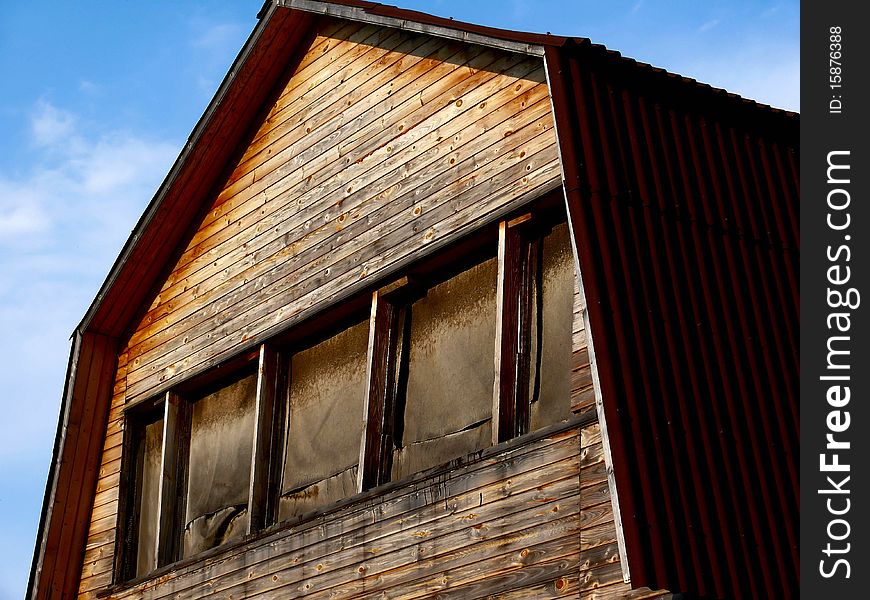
[[121, 19, 559, 402], [109, 428, 585, 598]]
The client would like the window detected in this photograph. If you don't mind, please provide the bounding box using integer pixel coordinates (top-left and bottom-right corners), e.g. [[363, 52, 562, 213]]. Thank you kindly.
[[183, 370, 257, 557], [117, 201, 576, 581], [495, 217, 575, 441], [118, 406, 163, 580], [369, 255, 499, 485], [279, 319, 369, 520]]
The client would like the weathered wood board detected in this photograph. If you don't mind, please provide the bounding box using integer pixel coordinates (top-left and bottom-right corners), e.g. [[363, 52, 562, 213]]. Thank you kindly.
[[81, 420, 629, 599], [120, 18, 561, 402]]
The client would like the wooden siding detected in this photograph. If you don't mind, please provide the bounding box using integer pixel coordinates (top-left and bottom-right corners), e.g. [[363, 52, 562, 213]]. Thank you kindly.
[[89, 418, 664, 599], [571, 273, 594, 414], [121, 18, 562, 404]]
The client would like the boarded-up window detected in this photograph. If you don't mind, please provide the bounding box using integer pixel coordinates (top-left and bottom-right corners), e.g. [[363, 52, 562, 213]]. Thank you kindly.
[[391, 258, 497, 481], [133, 416, 163, 576], [182, 371, 257, 558], [279, 320, 369, 520], [529, 222, 574, 430]]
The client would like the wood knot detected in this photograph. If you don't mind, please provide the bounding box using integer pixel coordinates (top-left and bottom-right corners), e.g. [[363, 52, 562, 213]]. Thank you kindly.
[[555, 577, 568, 591]]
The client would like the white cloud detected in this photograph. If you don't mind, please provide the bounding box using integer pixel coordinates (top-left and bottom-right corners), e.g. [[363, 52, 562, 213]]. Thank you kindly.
[[631, 1, 644, 14], [698, 18, 721, 33], [0, 185, 48, 239], [191, 22, 244, 51], [77, 134, 175, 195], [761, 3, 784, 19], [0, 99, 180, 458], [187, 20, 248, 101], [78, 80, 102, 95], [30, 100, 76, 148]]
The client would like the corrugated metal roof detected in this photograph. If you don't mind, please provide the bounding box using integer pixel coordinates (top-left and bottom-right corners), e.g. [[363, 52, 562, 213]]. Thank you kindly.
[[546, 41, 798, 598]]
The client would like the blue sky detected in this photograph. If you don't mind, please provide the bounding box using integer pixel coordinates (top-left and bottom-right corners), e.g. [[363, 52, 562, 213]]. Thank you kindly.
[[0, 1, 797, 597]]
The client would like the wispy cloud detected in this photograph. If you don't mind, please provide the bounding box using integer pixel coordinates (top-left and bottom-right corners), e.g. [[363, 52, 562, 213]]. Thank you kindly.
[[191, 22, 244, 51], [0, 100, 179, 458], [761, 3, 783, 19], [30, 100, 76, 148], [631, 1, 644, 15], [187, 20, 248, 100], [78, 80, 102, 95], [0, 185, 47, 239], [698, 18, 721, 33]]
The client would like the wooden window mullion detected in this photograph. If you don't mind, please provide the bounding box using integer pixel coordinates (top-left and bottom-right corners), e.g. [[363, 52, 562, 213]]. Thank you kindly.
[[359, 290, 397, 491], [155, 391, 189, 567], [358, 278, 417, 491], [516, 235, 538, 437], [493, 215, 535, 444], [248, 343, 288, 533]]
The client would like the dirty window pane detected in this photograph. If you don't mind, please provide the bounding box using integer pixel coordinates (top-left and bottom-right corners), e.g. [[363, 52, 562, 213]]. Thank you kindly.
[[392, 258, 497, 481], [183, 371, 257, 558], [530, 222, 574, 430], [279, 319, 369, 521], [135, 417, 163, 576]]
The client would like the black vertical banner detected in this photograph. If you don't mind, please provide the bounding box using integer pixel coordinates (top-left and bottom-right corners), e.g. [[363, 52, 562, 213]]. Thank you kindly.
[[802, 1, 870, 596]]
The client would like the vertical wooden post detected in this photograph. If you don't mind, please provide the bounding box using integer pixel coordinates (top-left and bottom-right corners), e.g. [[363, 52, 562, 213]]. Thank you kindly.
[[155, 391, 189, 566], [358, 291, 394, 492], [517, 234, 538, 436], [358, 279, 413, 492], [248, 343, 287, 533], [493, 215, 535, 445]]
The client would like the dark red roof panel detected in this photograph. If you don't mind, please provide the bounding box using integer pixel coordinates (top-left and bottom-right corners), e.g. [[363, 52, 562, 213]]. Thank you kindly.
[[545, 41, 798, 598]]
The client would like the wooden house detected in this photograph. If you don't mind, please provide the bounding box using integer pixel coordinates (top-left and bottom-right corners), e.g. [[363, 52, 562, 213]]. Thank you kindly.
[[28, 1, 799, 598]]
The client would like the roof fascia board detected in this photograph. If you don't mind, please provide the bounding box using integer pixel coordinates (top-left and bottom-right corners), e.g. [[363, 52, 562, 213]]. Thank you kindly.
[[27, 331, 84, 599], [542, 47, 631, 584], [76, 2, 281, 335], [280, 0, 546, 56]]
